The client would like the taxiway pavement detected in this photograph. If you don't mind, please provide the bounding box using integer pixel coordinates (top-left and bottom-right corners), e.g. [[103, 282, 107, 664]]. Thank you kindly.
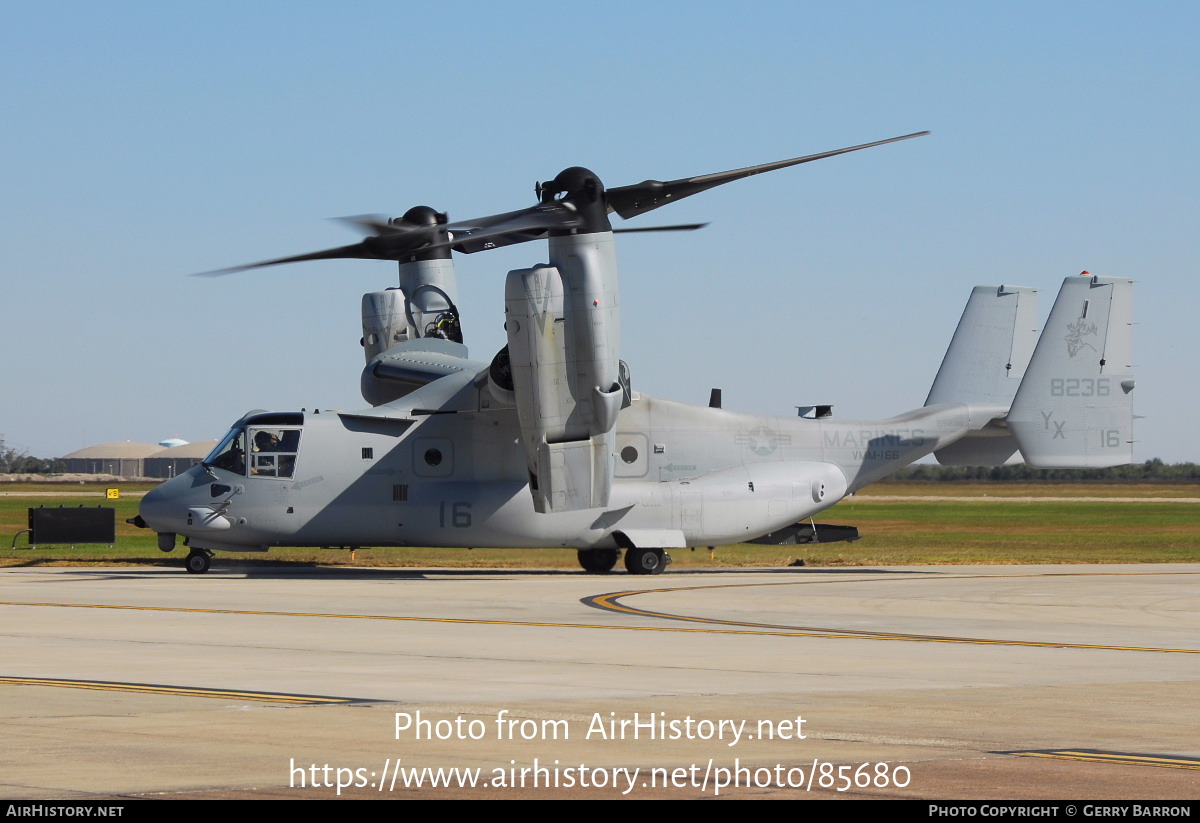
[[1, 564, 1197, 799]]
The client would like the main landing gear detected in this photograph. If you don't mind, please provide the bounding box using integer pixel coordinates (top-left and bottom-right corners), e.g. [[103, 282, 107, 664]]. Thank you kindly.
[[576, 547, 669, 574], [623, 547, 666, 575], [185, 549, 213, 574], [577, 548, 619, 573]]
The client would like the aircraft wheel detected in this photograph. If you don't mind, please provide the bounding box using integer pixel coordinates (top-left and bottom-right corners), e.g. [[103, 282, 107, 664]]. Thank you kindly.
[[624, 547, 665, 575], [185, 550, 211, 574], [577, 548, 619, 573]]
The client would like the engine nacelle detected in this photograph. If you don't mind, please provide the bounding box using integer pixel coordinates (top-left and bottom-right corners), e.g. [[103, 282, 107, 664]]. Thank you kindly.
[[397, 257, 462, 344], [505, 247, 620, 513], [362, 257, 465, 366], [505, 265, 569, 445], [361, 288, 411, 362]]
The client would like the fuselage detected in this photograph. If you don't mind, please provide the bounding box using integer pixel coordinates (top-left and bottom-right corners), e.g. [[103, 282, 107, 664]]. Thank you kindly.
[[139, 389, 1001, 554]]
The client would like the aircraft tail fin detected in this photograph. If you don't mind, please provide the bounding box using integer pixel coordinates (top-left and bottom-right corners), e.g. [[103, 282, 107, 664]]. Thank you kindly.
[[926, 285, 1039, 407], [1007, 274, 1135, 468], [926, 285, 1038, 466]]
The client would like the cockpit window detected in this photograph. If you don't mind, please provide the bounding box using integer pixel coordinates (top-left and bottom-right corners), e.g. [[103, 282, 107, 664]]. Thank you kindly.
[[206, 428, 247, 475], [248, 427, 301, 478]]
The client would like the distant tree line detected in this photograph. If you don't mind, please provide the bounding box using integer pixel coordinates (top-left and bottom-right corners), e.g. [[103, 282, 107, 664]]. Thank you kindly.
[[893, 458, 1200, 483], [0, 440, 65, 475]]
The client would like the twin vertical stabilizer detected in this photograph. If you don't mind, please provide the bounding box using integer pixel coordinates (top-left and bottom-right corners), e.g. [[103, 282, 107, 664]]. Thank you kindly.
[[925, 285, 1037, 466], [926, 285, 1039, 408], [928, 274, 1135, 468], [1007, 274, 1135, 467]]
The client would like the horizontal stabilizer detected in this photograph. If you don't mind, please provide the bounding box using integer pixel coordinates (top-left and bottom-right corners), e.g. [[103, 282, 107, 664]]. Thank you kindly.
[[1008, 274, 1134, 467], [933, 433, 1021, 466]]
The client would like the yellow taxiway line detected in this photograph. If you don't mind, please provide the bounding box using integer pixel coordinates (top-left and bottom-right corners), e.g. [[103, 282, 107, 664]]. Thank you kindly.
[[1006, 749, 1200, 770], [582, 570, 1200, 654], [0, 675, 353, 703], [4, 568, 1198, 655]]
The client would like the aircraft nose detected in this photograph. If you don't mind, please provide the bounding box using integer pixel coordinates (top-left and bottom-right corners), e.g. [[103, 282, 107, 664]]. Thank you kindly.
[[139, 482, 179, 533]]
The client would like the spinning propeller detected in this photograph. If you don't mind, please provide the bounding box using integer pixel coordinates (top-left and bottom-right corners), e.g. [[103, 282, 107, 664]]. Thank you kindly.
[[195, 131, 929, 276]]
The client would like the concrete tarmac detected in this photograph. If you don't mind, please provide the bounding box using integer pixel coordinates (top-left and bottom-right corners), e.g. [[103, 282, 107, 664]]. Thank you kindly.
[[1, 563, 1197, 799]]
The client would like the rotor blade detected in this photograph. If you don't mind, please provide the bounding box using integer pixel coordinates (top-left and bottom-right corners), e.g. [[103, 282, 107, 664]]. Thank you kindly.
[[605, 131, 930, 220], [442, 202, 574, 233], [454, 220, 706, 253], [418, 202, 584, 256], [190, 203, 574, 276], [195, 132, 924, 276], [191, 242, 385, 277], [452, 230, 548, 254], [331, 214, 403, 235], [613, 222, 708, 234]]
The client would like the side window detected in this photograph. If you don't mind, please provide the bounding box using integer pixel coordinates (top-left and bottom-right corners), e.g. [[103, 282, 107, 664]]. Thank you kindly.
[[249, 428, 301, 479]]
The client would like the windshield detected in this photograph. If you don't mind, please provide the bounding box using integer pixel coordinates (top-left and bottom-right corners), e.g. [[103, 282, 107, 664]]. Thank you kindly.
[[205, 427, 247, 474]]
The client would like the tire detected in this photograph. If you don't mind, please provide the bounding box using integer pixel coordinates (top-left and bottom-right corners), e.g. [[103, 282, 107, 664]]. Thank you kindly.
[[577, 548, 619, 573], [623, 547, 664, 575], [185, 551, 211, 574]]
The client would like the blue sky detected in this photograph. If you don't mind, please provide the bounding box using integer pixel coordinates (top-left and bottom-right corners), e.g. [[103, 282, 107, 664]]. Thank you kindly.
[[2, 2, 1197, 462]]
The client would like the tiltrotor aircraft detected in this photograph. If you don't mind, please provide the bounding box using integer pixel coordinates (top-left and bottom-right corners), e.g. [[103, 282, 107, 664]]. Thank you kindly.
[[135, 132, 1136, 574]]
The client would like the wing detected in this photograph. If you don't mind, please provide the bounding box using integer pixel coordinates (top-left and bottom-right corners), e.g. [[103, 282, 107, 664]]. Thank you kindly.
[[366, 337, 480, 393]]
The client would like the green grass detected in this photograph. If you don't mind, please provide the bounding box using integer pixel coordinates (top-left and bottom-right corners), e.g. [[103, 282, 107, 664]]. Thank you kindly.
[[1, 482, 1197, 570], [801, 497, 1200, 565], [859, 481, 1200, 498]]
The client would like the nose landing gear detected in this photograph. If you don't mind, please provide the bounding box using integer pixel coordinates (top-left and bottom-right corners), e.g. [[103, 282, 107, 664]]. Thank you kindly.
[[185, 549, 213, 574]]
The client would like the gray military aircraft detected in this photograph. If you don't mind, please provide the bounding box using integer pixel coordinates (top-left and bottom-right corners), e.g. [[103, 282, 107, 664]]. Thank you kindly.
[[134, 133, 1135, 574]]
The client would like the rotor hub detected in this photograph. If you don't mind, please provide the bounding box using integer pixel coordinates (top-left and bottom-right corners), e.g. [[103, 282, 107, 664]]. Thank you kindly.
[[540, 167, 603, 203], [396, 205, 447, 228], [540, 166, 610, 234]]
